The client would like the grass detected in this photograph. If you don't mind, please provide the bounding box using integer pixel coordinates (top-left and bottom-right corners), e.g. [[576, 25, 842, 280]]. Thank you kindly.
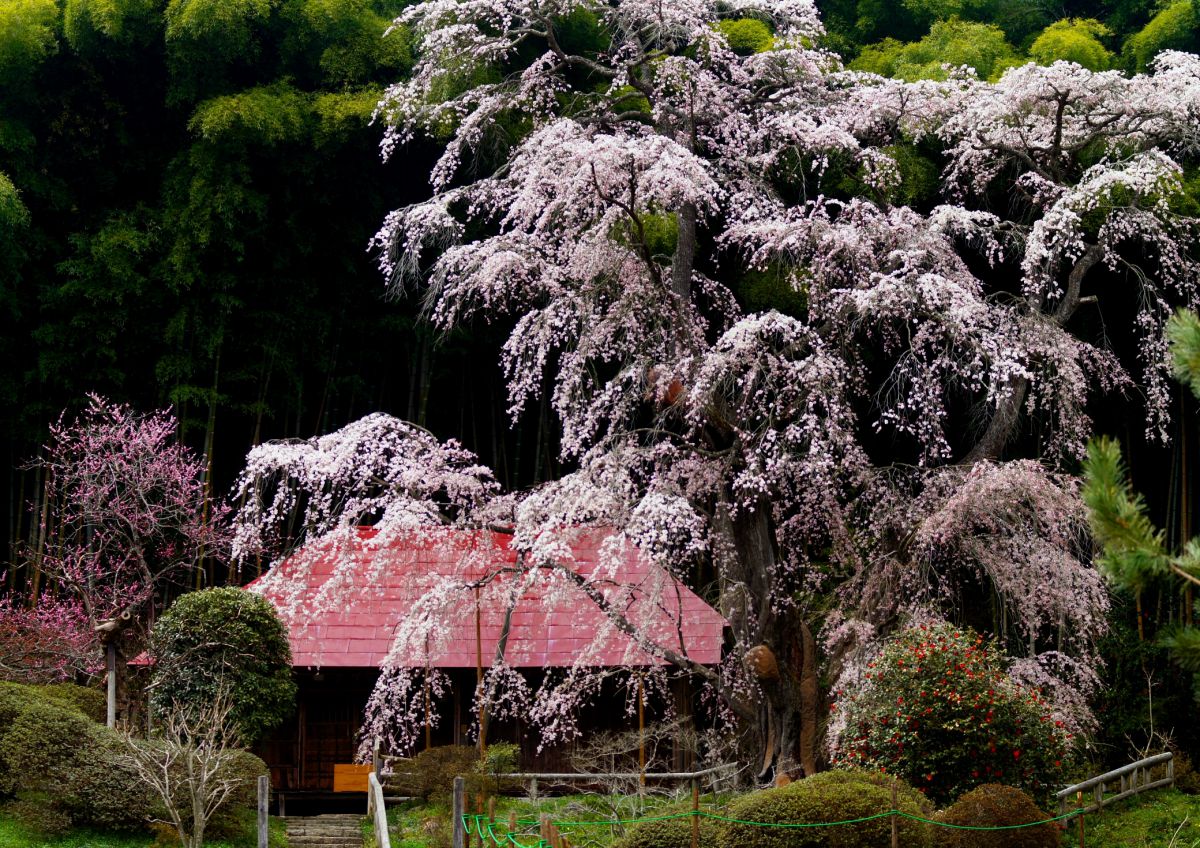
[[1071, 789, 1200, 848], [371, 787, 1200, 848], [0, 808, 288, 848], [377, 790, 734, 848]]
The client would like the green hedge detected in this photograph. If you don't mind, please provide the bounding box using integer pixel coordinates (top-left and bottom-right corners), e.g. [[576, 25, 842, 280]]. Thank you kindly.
[[718, 770, 934, 848], [613, 812, 725, 848], [0, 679, 265, 835]]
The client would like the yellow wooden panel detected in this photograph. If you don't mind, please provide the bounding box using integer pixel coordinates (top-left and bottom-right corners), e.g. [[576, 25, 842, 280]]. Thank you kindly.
[[333, 763, 372, 793]]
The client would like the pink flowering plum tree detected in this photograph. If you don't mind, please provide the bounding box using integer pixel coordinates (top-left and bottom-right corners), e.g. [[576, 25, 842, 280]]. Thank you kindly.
[[31, 395, 226, 720], [233, 0, 1200, 781], [0, 591, 96, 683]]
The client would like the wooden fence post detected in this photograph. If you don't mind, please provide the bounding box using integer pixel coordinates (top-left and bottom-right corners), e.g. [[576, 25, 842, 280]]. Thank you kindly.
[[453, 777, 465, 848], [690, 778, 699, 848], [257, 774, 269, 848], [890, 777, 899, 848], [1077, 790, 1085, 848]]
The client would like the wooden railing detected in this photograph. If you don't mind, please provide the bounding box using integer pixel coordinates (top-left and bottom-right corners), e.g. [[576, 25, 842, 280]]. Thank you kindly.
[[1057, 751, 1174, 816], [368, 771, 392, 848]]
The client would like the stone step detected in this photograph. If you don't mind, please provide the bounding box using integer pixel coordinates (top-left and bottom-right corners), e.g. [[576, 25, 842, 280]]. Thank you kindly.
[[285, 814, 364, 848]]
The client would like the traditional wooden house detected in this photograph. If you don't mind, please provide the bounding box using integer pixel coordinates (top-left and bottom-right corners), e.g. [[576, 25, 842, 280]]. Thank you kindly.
[[248, 526, 726, 800]]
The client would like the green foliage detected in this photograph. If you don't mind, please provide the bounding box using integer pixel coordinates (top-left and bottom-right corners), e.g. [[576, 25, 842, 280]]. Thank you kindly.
[[0, 698, 93, 794], [1082, 437, 1170, 596], [734, 265, 807, 317], [934, 784, 1057, 848], [831, 624, 1070, 805], [1167, 308, 1200, 401], [60, 727, 154, 831], [884, 143, 940, 207], [165, 0, 274, 46], [552, 8, 609, 57], [0, 174, 28, 231], [63, 0, 159, 52], [189, 85, 313, 146], [165, 0, 276, 104], [716, 19, 774, 55], [1078, 788, 1200, 847], [293, 0, 412, 86], [34, 683, 107, 723], [313, 88, 383, 144], [0, 0, 59, 84], [900, 0, 995, 25], [718, 770, 933, 848], [2, 800, 72, 838], [390, 746, 481, 802], [613, 813, 724, 848], [1030, 19, 1114, 71], [0, 690, 151, 832], [851, 19, 1021, 81], [150, 587, 296, 742], [1090, 612, 1191, 765], [1126, 1, 1198, 70]]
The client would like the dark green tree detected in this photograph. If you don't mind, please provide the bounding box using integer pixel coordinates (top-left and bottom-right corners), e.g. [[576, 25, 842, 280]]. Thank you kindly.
[[149, 586, 295, 741]]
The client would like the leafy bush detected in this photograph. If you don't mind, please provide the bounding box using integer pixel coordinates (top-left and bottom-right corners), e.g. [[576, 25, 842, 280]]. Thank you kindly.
[[1030, 19, 1113, 71], [390, 745, 481, 801], [716, 18, 773, 55], [0, 697, 92, 794], [1127, 0, 1198, 70], [830, 624, 1071, 804], [150, 587, 296, 742], [3, 797, 73, 836], [718, 769, 933, 848], [36, 682, 107, 723], [614, 813, 725, 848], [0, 687, 156, 831], [61, 726, 155, 831], [934, 784, 1058, 848]]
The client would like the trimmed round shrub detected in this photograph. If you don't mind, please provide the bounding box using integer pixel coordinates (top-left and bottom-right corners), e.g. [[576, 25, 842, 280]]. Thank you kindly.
[[830, 624, 1070, 805], [717, 769, 934, 848], [36, 682, 107, 723], [61, 725, 155, 831], [935, 784, 1058, 848], [614, 813, 725, 848], [0, 697, 92, 794], [150, 587, 296, 742]]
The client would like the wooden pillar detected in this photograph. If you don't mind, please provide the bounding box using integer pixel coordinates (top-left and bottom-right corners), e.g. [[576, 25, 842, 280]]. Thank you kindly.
[[106, 643, 117, 729], [453, 777, 465, 848], [257, 775, 269, 848]]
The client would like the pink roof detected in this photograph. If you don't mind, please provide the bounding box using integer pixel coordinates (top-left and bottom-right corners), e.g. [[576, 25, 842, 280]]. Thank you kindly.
[[247, 527, 725, 670]]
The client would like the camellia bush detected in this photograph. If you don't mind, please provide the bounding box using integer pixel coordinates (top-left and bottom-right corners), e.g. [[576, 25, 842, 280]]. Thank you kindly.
[[149, 587, 295, 742], [829, 624, 1070, 804]]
